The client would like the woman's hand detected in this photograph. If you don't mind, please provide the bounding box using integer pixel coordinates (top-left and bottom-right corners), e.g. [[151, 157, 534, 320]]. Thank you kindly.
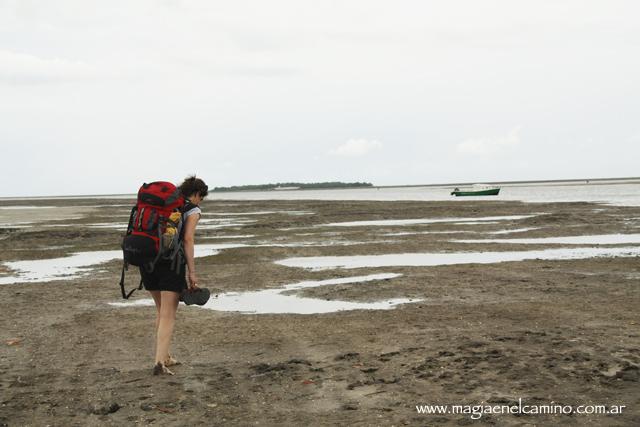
[[188, 272, 200, 292]]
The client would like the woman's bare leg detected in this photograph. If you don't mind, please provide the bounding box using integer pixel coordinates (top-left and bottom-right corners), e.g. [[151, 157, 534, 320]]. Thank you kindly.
[[155, 291, 180, 365], [150, 291, 162, 333]]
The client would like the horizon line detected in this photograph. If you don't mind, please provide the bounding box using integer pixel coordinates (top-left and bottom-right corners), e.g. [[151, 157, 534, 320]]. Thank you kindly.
[[1, 176, 639, 200]]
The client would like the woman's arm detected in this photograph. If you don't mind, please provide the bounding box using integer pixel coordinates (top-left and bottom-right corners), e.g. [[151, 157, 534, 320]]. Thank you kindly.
[[182, 213, 200, 290]]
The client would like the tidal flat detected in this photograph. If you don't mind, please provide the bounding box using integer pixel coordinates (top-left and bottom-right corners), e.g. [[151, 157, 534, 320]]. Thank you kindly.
[[1, 198, 639, 425]]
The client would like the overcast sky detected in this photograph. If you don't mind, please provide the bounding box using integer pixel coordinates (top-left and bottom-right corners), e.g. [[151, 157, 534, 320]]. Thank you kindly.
[[1, 0, 639, 196]]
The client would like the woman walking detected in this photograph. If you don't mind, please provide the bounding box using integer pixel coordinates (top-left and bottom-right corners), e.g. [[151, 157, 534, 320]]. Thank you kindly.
[[139, 175, 209, 375]]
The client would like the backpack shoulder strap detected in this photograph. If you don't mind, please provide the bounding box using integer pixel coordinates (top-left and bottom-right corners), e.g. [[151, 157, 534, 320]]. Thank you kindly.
[[181, 201, 201, 218], [181, 200, 196, 211]]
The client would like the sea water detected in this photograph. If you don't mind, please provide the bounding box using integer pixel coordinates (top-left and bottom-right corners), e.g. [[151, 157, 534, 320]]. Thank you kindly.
[[3, 181, 639, 206], [208, 181, 640, 206]]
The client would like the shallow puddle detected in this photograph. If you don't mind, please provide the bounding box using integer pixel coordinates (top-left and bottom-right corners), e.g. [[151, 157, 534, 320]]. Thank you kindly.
[[201, 234, 256, 239], [110, 273, 417, 314], [0, 250, 122, 284], [323, 215, 536, 227], [0, 241, 390, 284], [0, 222, 34, 229], [199, 218, 256, 223], [197, 218, 257, 230], [0, 206, 57, 210], [0, 245, 229, 285], [87, 223, 129, 229], [383, 228, 540, 237], [487, 227, 541, 235], [203, 210, 314, 216], [275, 246, 640, 270], [452, 221, 501, 225], [453, 234, 640, 245], [197, 224, 251, 230], [382, 231, 470, 236]]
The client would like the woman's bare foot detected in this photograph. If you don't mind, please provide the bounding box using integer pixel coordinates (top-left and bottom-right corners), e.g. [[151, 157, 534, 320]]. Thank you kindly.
[[164, 355, 180, 367], [153, 362, 175, 376]]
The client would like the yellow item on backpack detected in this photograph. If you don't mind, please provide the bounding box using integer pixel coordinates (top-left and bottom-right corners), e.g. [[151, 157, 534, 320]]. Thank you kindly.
[[162, 211, 182, 249]]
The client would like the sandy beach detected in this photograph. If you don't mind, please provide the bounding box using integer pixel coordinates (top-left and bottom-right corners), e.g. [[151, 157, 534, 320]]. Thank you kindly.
[[1, 198, 639, 426]]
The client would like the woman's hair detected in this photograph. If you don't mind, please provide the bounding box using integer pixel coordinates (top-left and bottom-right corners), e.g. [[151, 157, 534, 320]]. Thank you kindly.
[[179, 175, 209, 199]]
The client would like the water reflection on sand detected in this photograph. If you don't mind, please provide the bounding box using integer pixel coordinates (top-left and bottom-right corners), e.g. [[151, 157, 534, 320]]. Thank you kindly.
[[276, 246, 640, 270], [109, 273, 416, 315], [453, 234, 640, 245]]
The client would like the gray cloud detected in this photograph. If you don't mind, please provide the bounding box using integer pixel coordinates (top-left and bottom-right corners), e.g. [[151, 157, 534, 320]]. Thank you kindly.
[[457, 127, 522, 156], [0, 50, 93, 85], [329, 139, 383, 158]]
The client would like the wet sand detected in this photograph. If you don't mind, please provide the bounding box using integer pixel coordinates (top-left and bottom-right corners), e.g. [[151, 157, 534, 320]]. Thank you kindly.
[[1, 199, 639, 426]]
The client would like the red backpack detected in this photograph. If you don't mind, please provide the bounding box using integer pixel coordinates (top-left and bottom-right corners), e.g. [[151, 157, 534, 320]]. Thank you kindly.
[[119, 181, 185, 299]]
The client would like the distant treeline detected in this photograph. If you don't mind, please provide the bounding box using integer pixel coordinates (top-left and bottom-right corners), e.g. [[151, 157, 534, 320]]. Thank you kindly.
[[212, 182, 374, 192]]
